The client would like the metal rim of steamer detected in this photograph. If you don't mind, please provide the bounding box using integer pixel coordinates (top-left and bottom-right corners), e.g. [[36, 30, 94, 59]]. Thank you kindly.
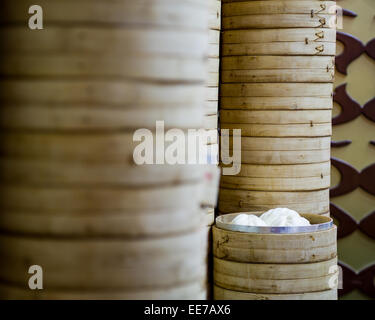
[[216, 212, 333, 234]]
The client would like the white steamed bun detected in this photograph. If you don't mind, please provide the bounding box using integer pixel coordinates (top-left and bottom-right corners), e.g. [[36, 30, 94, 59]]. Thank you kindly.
[[260, 208, 310, 227], [231, 214, 268, 226]]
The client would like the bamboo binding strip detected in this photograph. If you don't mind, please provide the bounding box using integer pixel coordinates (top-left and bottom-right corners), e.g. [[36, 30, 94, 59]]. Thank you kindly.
[[221, 123, 332, 137], [222, 29, 336, 44], [220, 97, 333, 110], [221, 110, 332, 124], [232, 137, 331, 151], [214, 285, 337, 300], [237, 149, 331, 164], [220, 174, 330, 191], [221, 83, 333, 97]]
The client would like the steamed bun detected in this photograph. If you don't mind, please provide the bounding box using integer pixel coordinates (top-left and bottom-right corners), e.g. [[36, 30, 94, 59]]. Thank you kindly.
[[231, 214, 268, 226], [260, 208, 310, 227]]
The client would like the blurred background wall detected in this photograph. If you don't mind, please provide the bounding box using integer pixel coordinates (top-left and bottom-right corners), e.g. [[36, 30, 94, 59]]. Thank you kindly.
[[331, 0, 375, 300]]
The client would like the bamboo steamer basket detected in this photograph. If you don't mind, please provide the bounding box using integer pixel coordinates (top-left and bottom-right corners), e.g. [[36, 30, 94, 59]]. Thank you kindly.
[[209, 30, 220, 45], [1, 27, 208, 58], [223, 14, 335, 30], [232, 137, 331, 151], [201, 164, 221, 208], [0, 132, 212, 163], [214, 257, 338, 293], [222, 162, 330, 178], [221, 69, 334, 83], [0, 105, 204, 131], [219, 199, 330, 216], [208, 30, 220, 58], [221, 123, 332, 137], [0, 182, 204, 213], [204, 114, 219, 130], [221, 83, 333, 97], [237, 149, 331, 164], [224, 137, 331, 165], [209, 44, 220, 58], [0, 207, 204, 238], [0, 229, 207, 289], [221, 110, 332, 124], [213, 213, 338, 300], [208, 58, 220, 73], [222, 56, 335, 70], [218, 188, 330, 215], [215, 257, 337, 281], [205, 208, 216, 227], [206, 87, 219, 101], [0, 157, 207, 188], [205, 101, 219, 115], [222, 42, 336, 56], [0, 132, 209, 185], [214, 285, 337, 300], [222, 28, 336, 44], [220, 175, 330, 191], [221, 56, 335, 83], [0, 281, 207, 300], [209, 0, 222, 30], [206, 73, 219, 87], [220, 97, 333, 110], [212, 215, 337, 263], [220, 162, 331, 191], [222, 1, 336, 16], [0, 80, 205, 107], [1, 55, 207, 82], [1, 0, 209, 31], [0, 131, 219, 163]]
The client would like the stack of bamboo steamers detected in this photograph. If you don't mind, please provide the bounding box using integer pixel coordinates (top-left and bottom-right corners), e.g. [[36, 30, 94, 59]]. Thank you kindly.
[[215, 0, 337, 300], [203, 0, 221, 211], [0, 0, 211, 299], [202, 0, 222, 298], [219, 0, 336, 217]]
